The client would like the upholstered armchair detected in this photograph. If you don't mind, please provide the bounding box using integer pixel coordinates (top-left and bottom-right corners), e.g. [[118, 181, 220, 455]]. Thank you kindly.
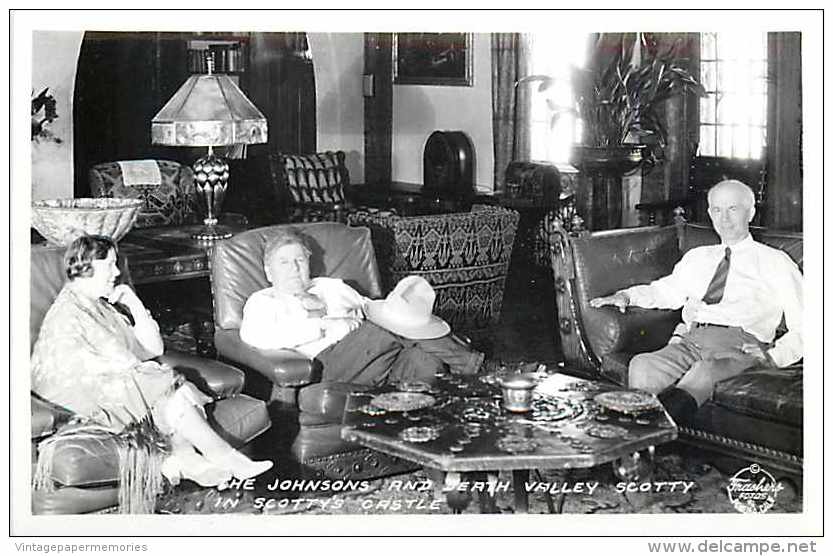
[[89, 159, 251, 229], [347, 206, 520, 344], [268, 151, 389, 223], [266, 151, 348, 223], [30, 245, 271, 514], [89, 160, 196, 228], [210, 222, 416, 480], [549, 218, 803, 476]]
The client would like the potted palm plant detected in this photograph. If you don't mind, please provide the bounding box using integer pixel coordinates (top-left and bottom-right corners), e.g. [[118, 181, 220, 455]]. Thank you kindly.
[[519, 34, 705, 229]]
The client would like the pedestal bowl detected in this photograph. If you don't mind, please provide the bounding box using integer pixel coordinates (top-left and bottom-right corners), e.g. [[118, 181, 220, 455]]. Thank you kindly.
[[31, 198, 144, 246]]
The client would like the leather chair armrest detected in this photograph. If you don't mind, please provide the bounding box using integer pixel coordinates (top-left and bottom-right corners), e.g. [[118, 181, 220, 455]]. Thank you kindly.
[[298, 382, 374, 424], [31, 393, 73, 439], [214, 328, 319, 387], [583, 306, 681, 360], [157, 349, 245, 399], [32, 486, 120, 515]]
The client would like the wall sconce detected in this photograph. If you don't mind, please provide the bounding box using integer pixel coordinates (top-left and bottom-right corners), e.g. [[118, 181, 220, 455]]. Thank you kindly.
[[363, 74, 375, 98]]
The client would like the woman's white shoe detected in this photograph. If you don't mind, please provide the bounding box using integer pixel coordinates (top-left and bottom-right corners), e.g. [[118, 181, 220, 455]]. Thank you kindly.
[[211, 450, 273, 480], [164, 448, 234, 487]]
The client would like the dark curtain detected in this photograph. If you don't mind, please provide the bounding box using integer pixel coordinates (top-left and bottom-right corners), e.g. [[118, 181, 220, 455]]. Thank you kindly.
[[766, 32, 803, 231], [247, 32, 316, 158], [73, 32, 187, 197], [491, 33, 530, 193]]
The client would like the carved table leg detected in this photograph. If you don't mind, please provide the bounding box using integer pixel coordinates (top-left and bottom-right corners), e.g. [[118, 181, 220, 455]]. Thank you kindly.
[[533, 469, 557, 514], [423, 467, 446, 501], [474, 472, 499, 514], [512, 469, 530, 513]]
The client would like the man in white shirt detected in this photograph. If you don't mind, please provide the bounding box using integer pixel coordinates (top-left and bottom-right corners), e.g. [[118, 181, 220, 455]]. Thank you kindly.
[[240, 229, 484, 385], [590, 180, 802, 425]]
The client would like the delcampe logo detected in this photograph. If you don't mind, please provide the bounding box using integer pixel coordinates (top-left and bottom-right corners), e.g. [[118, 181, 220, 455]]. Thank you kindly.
[[726, 463, 784, 514]]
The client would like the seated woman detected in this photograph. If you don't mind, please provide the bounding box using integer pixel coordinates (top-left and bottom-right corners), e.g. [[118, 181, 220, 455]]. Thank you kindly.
[[31, 235, 272, 487], [239, 229, 484, 385]]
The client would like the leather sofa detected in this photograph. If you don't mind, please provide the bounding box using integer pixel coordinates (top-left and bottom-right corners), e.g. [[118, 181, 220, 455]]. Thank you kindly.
[[30, 244, 271, 514], [549, 219, 803, 475], [210, 222, 416, 480]]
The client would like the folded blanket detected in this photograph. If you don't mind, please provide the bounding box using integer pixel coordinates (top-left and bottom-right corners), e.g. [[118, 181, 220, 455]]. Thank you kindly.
[[118, 160, 162, 187]]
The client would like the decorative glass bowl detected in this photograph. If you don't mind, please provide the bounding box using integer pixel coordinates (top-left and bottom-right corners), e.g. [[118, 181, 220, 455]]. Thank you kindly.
[[31, 198, 144, 246]]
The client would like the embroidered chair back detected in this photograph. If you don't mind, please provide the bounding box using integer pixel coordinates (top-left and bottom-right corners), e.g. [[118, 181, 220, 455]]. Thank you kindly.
[[89, 160, 195, 228]]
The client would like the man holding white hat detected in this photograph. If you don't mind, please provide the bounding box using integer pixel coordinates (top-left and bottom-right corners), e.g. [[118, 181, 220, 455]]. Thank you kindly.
[[240, 229, 483, 385]]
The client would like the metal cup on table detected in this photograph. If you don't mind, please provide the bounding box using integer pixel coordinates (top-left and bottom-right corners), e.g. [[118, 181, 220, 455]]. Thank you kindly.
[[497, 372, 539, 413]]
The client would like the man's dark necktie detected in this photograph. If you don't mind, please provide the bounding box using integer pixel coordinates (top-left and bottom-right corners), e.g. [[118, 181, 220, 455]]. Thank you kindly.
[[702, 247, 731, 305]]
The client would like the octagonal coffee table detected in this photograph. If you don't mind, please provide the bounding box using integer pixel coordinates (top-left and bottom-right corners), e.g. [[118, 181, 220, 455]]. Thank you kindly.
[[341, 370, 678, 513]]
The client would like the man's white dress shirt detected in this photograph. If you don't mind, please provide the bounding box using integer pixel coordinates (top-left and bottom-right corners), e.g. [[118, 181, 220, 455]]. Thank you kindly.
[[240, 277, 366, 358], [622, 234, 802, 368]]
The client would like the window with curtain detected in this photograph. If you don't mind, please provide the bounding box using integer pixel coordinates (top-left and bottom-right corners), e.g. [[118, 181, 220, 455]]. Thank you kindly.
[[699, 32, 768, 159], [526, 33, 589, 164]]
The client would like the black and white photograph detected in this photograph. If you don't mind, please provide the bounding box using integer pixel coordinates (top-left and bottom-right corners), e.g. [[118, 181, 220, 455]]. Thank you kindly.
[[9, 7, 824, 544]]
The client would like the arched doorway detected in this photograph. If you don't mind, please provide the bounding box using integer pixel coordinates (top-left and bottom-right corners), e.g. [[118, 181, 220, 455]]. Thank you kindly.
[[72, 31, 188, 197], [72, 31, 317, 216]]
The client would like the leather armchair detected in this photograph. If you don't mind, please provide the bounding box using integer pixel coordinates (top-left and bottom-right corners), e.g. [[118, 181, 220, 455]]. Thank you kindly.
[[30, 244, 271, 514], [210, 222, 417, 479], [549, 218, 803, 476]]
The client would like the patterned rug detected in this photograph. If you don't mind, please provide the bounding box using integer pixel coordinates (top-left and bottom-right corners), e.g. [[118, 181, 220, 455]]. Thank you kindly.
[[159, 325, 802, 516]]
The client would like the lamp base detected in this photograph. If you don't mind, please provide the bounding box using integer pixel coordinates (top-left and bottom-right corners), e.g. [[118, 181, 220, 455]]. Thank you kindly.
[[191, 223, 233, 241], [191, 152, 231, 240]]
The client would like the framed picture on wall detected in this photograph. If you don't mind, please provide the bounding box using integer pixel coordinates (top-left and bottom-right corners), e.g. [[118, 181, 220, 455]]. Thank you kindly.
[[393, 33, 473, 86]]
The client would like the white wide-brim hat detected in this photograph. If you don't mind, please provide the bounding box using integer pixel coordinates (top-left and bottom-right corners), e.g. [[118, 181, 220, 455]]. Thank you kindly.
[[365, 275, 450, 340]]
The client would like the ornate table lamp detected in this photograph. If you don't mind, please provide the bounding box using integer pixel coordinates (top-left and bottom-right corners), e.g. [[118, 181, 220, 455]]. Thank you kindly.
[[151, 58, 267, 240]]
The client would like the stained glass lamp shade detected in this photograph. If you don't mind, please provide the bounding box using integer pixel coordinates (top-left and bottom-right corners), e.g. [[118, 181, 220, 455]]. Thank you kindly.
[[151, 64, 267, 240]]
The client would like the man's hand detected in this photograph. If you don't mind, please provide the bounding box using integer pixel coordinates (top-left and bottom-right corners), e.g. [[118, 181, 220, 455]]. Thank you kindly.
[[135, 361, 168, 375], [321, 317, 362, 339], [589, 292, 629, 313], [708, 343, 770, 367], [682, 298, 707, 323], [739, 343, 772, 365]]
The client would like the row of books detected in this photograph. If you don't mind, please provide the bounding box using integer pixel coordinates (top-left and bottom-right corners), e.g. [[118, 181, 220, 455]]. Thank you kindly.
[[187, 44, 246, 74]]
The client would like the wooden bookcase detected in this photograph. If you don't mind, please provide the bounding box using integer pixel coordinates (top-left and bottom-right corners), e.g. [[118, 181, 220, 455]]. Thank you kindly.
[[186, 34, 249, 81]]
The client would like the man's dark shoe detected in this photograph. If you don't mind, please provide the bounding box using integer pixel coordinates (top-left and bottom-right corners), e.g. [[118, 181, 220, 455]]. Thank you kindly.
[[658, 387, 698, 428]]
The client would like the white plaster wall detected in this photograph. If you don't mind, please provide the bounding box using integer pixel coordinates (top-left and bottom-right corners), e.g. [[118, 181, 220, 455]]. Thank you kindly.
[[308, 33, 365, 183], [391, 33, 494, 192], [31, 31, 84, 200]]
